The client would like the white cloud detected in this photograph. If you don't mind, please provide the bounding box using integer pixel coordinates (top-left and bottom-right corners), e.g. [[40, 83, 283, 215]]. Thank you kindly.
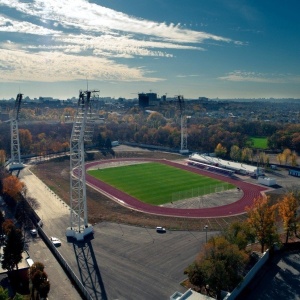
[[0, 0, 234, 44], [0, 0, 239, 85], [0, 49, 163, 82], [218, 71, 289, 83], [0, 15, 60, 35]]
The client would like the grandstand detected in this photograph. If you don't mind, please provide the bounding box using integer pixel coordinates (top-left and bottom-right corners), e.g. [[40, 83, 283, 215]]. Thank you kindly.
[[187, 160, 234, 177], [188, 153, 264, 177]]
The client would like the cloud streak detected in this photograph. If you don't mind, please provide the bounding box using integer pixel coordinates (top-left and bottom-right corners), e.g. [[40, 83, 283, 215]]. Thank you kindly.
[[0, 48, 163, 82], [218, 71, 297, 84], [1, 0, 233, 43]]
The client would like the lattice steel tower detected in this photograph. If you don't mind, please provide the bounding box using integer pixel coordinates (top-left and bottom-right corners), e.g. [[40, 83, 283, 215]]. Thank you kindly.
[[6, 93, 24, 173], [66, 89, 99, 242], [178, 95, 189, 154]]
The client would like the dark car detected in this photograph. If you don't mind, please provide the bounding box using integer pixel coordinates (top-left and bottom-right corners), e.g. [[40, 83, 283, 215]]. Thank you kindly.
[[156, 226, 166, 233]]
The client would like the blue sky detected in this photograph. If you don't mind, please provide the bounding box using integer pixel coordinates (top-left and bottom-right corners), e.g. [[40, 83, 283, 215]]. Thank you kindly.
[[0, 0, 299, 100]]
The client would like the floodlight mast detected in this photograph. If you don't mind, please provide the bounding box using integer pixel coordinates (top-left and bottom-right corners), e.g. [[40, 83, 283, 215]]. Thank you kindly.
[[177, 95, 189, 154], [66, 89, 99, 242], [6, 93, 24, 173]]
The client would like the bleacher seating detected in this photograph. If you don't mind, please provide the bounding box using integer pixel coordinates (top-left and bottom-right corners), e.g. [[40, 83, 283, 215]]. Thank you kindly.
[[188, 160, 234, 177]]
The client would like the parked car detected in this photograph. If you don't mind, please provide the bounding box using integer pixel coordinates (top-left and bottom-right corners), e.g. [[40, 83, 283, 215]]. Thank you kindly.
[[50, 237, 61, 247], [156, 226, 166, 233], [30, 229, 38, 237]]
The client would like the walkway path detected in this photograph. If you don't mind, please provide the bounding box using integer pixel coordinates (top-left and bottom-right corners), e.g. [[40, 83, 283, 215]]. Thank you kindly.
[[20, 168, 82, 300]]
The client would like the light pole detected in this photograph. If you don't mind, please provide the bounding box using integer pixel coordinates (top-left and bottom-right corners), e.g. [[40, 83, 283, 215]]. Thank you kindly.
[[204, 225, 208, 243]]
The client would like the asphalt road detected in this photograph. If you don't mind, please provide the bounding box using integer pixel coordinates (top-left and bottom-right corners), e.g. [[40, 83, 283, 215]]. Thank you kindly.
[[20, 167, 210, 300]]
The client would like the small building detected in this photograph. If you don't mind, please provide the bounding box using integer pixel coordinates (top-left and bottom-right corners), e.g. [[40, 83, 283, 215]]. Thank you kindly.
[[0, 250, 33, 282], [258, 176, 277, 186]]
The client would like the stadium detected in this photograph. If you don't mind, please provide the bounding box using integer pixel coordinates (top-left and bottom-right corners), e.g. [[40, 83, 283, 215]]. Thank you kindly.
[[85, 158, 268, 218]]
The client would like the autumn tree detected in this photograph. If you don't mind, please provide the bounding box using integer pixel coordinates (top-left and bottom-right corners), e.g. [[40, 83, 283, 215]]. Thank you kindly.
[[223, 221, 255, 250], [241, 147, 253, 163], [277, 193, 300, 243], [0, 150, 5, 167], [19, 128, 32, 154], [290, 151, 298, 167], [276, 153, 284, 165], [282, 148, 292, 165], [146, 111, 166, 128], [2, 175, 25, 202], [214, 143, 227, 158], [2, 219, 15, 235], [185, 236, 248, 298], [29, 262, 51, 299], [230, 145, 241, 162], [246, 195, 279, 253]]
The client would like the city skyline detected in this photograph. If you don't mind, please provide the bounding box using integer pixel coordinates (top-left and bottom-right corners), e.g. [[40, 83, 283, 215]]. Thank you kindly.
[[0, 0, 299, 100]]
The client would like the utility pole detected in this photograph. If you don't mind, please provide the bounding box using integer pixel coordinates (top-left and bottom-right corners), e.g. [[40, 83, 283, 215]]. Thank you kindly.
[[177, 95, 189, 154], [204, 225, 208, 243]]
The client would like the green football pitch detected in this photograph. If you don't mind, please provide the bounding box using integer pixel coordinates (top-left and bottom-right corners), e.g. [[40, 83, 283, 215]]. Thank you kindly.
[[87, 162, 234, 205]]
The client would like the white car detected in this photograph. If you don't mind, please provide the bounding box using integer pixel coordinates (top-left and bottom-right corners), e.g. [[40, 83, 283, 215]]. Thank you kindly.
[[30, 229, 38, 237], [50, 237, 61, 247], [156, 226, 166, 233]]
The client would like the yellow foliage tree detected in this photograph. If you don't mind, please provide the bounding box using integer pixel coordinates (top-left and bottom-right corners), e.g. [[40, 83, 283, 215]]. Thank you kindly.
[[282, 148, 292, 164], [277, 193, 300, 243], [19, 128, 32, 154], [290, 151, 298, 167], [246, 195, 279, 253], [214, 143, 227, 157]]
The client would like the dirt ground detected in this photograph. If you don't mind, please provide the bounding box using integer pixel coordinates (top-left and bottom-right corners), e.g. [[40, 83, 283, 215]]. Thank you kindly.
[[29, 148, 291, 232]]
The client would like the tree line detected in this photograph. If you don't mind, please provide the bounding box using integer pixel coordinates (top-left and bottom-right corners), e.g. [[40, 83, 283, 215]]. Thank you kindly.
[[0, 167, 50, 299], [1, 104, 300, 159]]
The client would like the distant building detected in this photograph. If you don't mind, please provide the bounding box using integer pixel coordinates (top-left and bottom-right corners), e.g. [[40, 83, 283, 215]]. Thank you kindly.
[[199, 97, 209, 102], [138, 92, 159, 107]]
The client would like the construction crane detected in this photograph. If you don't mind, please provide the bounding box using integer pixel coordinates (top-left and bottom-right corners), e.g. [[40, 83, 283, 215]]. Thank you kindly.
[[177, 95, 190, 154], [66, 89, 99, 242], [6, 93, 24, 174]]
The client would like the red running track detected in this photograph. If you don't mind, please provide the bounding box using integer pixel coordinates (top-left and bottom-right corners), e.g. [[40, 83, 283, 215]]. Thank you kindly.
[[85, 159, 268, 218]]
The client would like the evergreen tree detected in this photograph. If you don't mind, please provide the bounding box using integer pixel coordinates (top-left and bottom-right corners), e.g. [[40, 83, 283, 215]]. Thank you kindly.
[[2, 227, 24, 272]]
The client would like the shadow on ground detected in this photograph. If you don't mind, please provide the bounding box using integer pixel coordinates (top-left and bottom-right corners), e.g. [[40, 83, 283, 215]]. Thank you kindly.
[[73, 240, 107, 300]]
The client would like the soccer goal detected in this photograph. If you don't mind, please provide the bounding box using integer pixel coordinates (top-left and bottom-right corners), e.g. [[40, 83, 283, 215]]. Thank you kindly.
[[171, 182, 232, 202]]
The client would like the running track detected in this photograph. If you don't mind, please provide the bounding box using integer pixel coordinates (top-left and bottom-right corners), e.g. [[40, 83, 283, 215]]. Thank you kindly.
[[85, 159, 268, 218]]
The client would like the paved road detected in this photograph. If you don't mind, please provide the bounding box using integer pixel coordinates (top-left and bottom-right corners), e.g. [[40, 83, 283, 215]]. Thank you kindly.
[[21, 167, 210, 300]]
